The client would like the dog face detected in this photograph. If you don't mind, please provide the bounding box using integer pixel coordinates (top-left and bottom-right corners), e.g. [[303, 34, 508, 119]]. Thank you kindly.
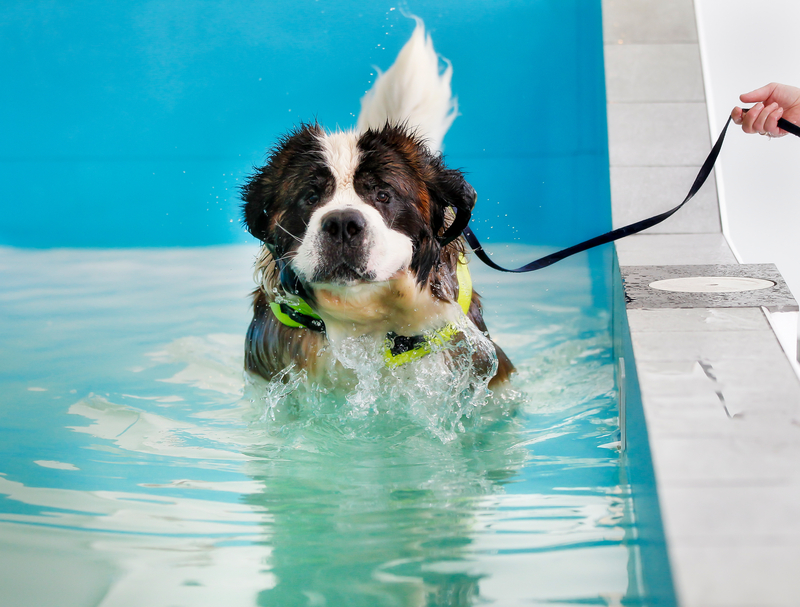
[[242, 123, 475, 294]]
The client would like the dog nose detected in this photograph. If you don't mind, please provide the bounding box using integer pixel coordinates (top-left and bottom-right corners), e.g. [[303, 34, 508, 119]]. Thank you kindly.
[[321, 209, 366, 244]]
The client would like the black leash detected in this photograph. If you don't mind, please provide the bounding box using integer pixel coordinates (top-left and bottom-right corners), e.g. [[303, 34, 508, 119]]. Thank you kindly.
[[462, 110, 800, 273], [771, 114, 800, 138]]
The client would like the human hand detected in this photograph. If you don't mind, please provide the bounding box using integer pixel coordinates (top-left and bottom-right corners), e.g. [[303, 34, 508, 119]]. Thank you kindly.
[[731, 82, 800, 137]]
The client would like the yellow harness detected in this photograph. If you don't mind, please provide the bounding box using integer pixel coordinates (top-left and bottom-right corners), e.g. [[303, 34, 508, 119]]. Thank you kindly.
[[269, 256, 472, 368]]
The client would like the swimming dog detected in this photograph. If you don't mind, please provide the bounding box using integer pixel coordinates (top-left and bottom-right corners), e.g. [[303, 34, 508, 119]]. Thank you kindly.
[[241, 21, 514, 388]]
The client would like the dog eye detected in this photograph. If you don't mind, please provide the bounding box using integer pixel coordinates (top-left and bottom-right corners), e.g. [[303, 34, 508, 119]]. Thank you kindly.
[[376, 190, 390, 204], [304, 192, 320, 206]]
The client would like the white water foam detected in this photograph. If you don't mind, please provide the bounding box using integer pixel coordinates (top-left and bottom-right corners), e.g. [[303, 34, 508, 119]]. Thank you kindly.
[[246, 314, 516, 443]]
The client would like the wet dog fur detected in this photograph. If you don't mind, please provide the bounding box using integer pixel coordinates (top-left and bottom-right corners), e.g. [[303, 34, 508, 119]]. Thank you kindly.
[[240, 22, 514, 388]]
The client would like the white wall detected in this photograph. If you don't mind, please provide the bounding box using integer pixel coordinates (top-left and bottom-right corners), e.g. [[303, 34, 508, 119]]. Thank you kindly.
[[695, 0, 800, 298]]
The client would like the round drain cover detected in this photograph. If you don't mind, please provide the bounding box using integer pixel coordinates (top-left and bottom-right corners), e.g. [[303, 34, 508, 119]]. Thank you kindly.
[[649, 276, 776, 293]]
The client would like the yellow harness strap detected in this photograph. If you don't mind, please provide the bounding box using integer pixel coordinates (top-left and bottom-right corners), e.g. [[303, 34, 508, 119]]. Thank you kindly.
[[269, 298, 320, 329], [383, 255, 472, 368], [269, 256, 473, 368], [455, 254, 472, 316]]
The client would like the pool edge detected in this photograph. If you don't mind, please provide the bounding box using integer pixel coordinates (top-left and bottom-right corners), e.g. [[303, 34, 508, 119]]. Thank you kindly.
[[603, 1, 800, 606]]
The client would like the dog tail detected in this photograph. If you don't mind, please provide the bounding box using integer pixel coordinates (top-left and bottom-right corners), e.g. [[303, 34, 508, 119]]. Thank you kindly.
[[356, 17, 457, 154]]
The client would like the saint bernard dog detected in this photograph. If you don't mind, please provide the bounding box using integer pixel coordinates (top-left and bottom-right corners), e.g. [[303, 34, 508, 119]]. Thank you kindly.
[[241, 20, 514, 388]]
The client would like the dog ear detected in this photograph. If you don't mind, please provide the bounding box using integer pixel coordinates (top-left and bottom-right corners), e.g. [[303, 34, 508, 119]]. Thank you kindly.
[[241, 170, 273, 243], [425, 159, 476, 247], [408, 157, 476, 286], [240, 123, 326, 245]]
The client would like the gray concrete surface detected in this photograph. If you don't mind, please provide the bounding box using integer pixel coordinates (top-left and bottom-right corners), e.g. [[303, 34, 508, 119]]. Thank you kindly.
[[603, 0, 800, 605]]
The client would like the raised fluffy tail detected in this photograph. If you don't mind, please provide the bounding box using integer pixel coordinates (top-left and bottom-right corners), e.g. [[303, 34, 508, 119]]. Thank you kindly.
[[356, 18, 457, 154]]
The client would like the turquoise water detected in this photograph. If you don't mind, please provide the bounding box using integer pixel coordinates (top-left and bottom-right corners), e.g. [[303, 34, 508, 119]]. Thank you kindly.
[[0, 1, 635, 604], [0, 1, 609, 248], [0, 244, 643, 606]]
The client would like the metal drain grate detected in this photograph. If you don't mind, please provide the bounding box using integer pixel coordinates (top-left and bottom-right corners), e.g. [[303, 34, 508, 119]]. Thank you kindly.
[[621, 264, 797, 311]]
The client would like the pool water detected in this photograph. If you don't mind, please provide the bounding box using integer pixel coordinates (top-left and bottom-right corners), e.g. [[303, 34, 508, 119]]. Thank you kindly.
[[0, 244, 643, 606], [0, 0, 633, 604]]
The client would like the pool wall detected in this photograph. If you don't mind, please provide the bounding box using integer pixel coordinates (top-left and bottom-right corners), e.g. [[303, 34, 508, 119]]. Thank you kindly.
[[603, 1, 800, 605], [613, 260, 678, 607], [0, 0, 610, 251]]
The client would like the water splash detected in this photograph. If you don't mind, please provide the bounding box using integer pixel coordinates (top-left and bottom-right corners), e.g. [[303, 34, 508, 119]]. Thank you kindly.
[[248, 315, 513, 442]]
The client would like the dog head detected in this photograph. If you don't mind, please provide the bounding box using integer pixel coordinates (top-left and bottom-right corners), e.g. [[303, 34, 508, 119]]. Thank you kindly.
[[242, 123, 475, 304]]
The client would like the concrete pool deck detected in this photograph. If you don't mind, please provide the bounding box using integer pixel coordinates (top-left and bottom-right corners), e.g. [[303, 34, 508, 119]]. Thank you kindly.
[[603, 1, 800, 605]]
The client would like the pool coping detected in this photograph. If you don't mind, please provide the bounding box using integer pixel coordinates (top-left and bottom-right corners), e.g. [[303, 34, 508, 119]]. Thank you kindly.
[[602, 1, 800, 606]]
